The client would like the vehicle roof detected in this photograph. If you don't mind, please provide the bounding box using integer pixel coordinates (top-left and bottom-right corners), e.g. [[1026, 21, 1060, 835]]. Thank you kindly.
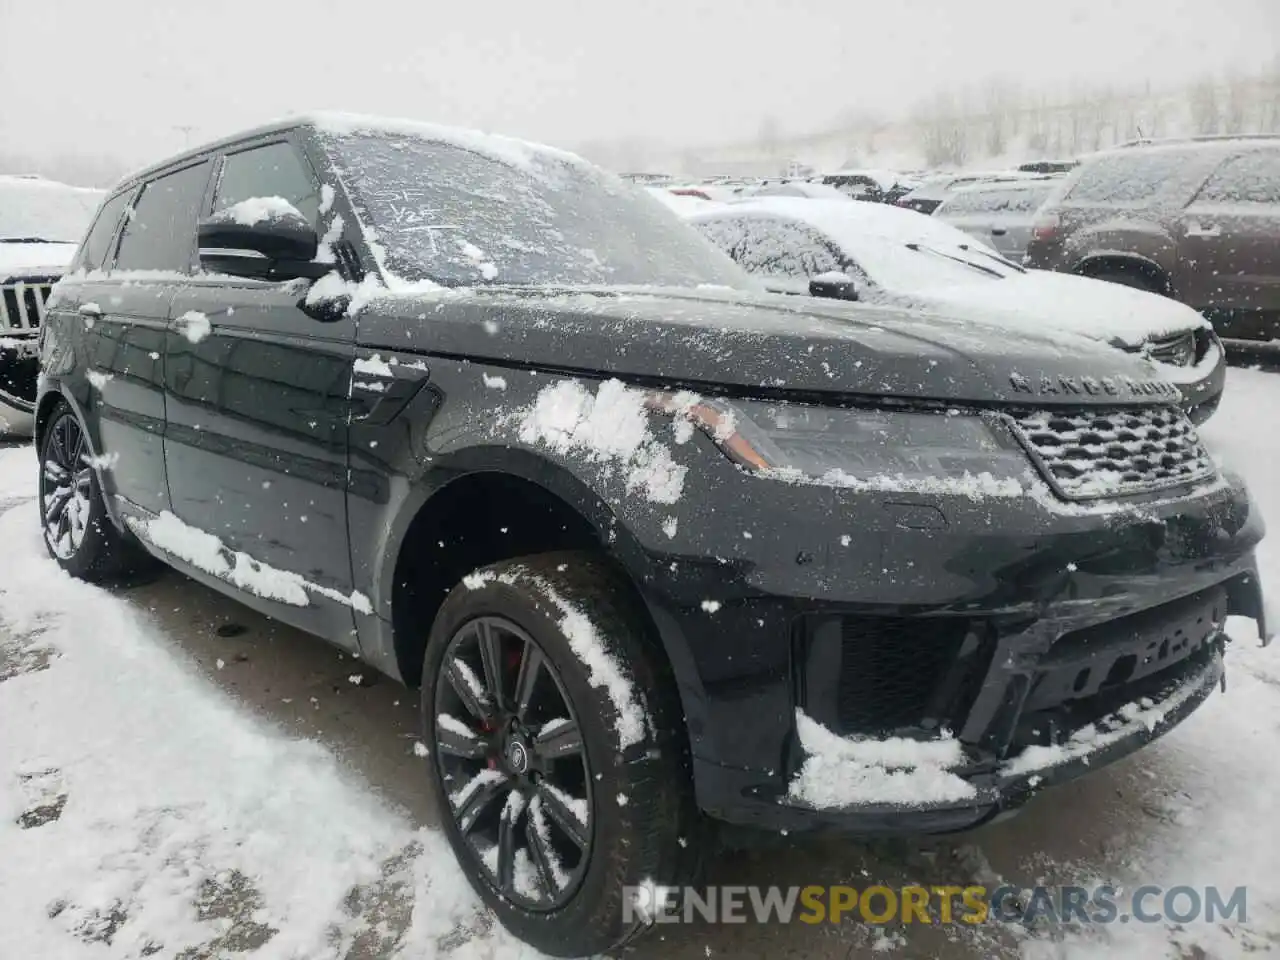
[[1082, 136, 1280, 164], [946, 177, 1061, 195], [111, 111, 587, 193]]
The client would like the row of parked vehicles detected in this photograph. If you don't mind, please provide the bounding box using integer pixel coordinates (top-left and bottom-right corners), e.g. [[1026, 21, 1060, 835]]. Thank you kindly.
[[3, 118, 1273, 957]]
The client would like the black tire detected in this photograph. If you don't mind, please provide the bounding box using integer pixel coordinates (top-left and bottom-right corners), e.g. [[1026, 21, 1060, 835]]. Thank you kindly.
[[1084, 265, 1163, 295], [37, 400, 145, 581], [421, 551, 701, 957]]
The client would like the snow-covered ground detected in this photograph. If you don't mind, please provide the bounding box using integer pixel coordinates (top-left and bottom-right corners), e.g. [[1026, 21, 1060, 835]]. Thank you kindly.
[[2, 369, 1279, 959]]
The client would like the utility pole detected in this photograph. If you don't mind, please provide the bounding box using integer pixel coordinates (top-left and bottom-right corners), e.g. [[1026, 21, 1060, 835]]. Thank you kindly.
[[174, 125, 194, 148]]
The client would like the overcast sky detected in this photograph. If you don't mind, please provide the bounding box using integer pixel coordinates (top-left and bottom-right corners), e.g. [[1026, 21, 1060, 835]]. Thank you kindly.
[[2, 0, 1276, 169]]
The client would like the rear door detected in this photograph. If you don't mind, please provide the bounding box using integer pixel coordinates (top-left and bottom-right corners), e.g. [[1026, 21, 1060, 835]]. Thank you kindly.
[[1177, 148, 1280, 339], [83, 160, 214, 517], [162, 135, 359, 643]]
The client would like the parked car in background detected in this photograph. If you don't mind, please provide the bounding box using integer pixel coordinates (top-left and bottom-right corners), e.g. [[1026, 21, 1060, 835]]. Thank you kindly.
[[1024, 136, 1280, 343], [36, 113, 1267, 957], [741, 180, 852, 201], [687, 197, 1225, 421], [934, 177, 1060, 261], [897, 170, 1049, 215], [820, 168, 918, 202], [0, 175, 104, 435], [1017, 160, 1078, 174]]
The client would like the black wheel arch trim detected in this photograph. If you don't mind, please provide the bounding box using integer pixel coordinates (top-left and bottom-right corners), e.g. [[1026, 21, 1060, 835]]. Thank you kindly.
[[1070, 250, 1174, 293]]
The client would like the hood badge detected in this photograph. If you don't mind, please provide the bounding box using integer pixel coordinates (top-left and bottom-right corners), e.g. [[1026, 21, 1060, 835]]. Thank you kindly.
[[1009, 372, 1180, 399]]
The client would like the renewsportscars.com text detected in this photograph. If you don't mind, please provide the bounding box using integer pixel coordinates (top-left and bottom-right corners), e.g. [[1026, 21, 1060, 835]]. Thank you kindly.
[[623, 884, 1248, 926]]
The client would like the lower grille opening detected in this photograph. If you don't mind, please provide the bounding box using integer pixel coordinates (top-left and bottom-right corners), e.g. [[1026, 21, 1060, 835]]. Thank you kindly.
[[833, 618, 970, 736]]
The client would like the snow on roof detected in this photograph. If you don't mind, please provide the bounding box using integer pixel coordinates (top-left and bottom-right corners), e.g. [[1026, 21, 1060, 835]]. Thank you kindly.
[[304, 110, 588, 172]]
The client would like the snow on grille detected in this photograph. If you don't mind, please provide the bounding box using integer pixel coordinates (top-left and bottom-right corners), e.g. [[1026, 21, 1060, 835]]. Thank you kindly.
[[1009, 405, 1217, 500]]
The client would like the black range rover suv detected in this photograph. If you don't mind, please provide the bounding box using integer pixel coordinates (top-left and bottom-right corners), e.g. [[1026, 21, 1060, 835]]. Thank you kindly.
[[37, 114, 1267, 957]]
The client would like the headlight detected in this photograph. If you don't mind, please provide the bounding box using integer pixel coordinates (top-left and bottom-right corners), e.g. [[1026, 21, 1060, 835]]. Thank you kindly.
[[650, 394, 1029, 493]]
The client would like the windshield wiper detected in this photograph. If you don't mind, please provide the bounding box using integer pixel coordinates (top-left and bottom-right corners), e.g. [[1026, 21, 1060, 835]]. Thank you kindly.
[[0, 237, 61, 244], [904, 242, 1006, 279], [956, 242, 1026, 274]]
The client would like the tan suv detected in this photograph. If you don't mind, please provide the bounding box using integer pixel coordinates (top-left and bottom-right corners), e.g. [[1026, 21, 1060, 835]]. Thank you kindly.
[[1024, 136, 1280, 343]]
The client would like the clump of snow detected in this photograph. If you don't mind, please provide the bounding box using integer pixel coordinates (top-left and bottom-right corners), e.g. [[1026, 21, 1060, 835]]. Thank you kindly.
[[458, 241, 499, 281], [84, 451, 119, 471], [701, 600, 721, 613], [515, 378, 687, 505], [216, 196, 304, 226], [1003, 654, 1220, 776], [177, 310, 211, 344], [85, 369, 112, 391], [128, 511, 372, 613], [353, 354, 394, 377], [318, 183, 336, 215], [661, 516, 678, 539], [461, 570, 496, 590], [481, 373, 507, 390], [788, 710, 976, 808]]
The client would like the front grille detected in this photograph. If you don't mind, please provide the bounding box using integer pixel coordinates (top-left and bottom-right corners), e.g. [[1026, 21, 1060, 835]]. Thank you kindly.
[[0, 279, 55, 331], [1145, 331, 1197, 367], [1009, 405, 1216, 501], [835, 618, 969, 735]]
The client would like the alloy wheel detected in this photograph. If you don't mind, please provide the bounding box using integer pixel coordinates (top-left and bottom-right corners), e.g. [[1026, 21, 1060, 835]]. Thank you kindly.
[[41, 414, 93, 560], [432, 615, 593, 910]]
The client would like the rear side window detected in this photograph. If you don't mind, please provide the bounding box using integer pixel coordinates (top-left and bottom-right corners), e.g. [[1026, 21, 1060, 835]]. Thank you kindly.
[[697, 215, 842, 278], [114, 161, 213, 273], [1065, 150, 1202, 204], [76, 190, 132, 271], [940, 187, 1050, 215], [212, 141, 321, 226], [1195, 150, 1280, 205]]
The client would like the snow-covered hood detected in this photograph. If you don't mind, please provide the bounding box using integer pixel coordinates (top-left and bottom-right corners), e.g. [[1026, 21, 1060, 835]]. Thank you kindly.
[[882, 269, 1208, 349], [0, 241, 77, 282]]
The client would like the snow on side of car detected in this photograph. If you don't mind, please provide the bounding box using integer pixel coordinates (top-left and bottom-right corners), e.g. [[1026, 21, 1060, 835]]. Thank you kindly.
[[353, 354, 395, 377], [788, 710, 976, 808], [215, 195, 304, 226], [515, 378, 687, 505], [127, 510, 373, 614]]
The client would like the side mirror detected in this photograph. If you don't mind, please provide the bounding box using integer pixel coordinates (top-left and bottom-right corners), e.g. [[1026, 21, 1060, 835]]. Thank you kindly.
[[809, 271, 860, 301], [198, 198, 329, 280]]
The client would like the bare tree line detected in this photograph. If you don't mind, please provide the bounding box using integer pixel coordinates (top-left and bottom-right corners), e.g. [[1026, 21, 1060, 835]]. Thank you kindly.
[[910, 64, 1280, 167]]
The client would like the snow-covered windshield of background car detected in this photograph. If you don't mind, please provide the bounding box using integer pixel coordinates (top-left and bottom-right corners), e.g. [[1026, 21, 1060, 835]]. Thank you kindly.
[[326, 133, 748, 288], [0, 178, 104, 242]]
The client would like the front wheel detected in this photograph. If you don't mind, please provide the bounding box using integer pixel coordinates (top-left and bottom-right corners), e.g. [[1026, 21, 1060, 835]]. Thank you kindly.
[[421, 552, 700, 957]]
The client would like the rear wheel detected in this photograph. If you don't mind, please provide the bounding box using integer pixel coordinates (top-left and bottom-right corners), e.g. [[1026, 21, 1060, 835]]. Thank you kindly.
[[38, 401, 143, 580], [420, 552, 700, 957]]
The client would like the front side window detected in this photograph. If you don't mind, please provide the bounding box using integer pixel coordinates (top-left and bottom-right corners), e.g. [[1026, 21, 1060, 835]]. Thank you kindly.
[[114, 161, 213, 273], [1065, 149, 1212, 204], [1195, 150, 1280, 205], [76, 190, 132, 271], [322, 132, 747, 288], [213, 141, 322, 226], [696, 215, 842, 279]]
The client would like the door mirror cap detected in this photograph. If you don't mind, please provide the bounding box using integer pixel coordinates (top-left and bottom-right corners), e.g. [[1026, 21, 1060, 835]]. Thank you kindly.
[[198, 198, 325, 280], [809, 271, 860, 301]]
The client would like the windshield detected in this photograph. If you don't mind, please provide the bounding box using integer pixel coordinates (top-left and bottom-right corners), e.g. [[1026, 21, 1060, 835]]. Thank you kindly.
[[325, 133, 748, 288], [0, 179, 104, 242]]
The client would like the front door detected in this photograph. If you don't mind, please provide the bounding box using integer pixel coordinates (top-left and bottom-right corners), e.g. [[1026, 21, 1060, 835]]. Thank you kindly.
[[1177, 147, 1280, 340], [162, 138, 358, 642]]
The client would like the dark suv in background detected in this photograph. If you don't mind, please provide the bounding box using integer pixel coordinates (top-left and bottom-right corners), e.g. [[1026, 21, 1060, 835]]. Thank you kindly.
[[1024, 136, 1280, 342], [37, 115, 1267, 957]]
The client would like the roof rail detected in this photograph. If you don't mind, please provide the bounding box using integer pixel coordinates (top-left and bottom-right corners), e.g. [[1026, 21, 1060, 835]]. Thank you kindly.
[[1115, 133, 1280, 148]]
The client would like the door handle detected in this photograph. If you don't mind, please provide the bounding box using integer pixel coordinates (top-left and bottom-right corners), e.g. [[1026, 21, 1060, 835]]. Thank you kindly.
[[78, 302, 102, 317], [1185, 222, 1221, 238], [990, 227, 1008, 236]]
